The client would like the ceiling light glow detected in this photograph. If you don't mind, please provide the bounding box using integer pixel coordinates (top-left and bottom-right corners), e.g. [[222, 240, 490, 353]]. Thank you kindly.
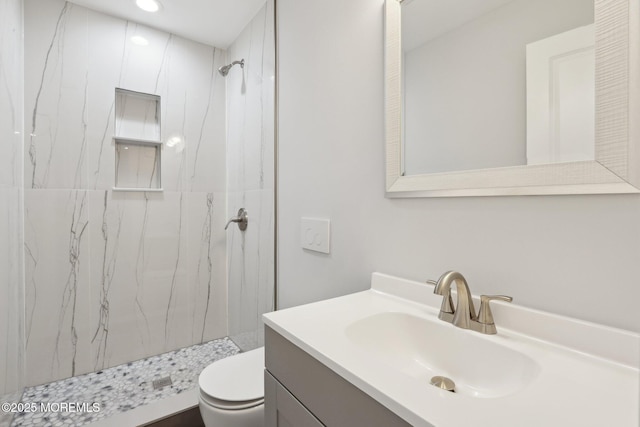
[[136, 0, 161, 13], [131, 36, 149, 46]]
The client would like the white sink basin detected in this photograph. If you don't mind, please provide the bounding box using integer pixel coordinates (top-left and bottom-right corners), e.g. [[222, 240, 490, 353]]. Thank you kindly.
[[345, 312, 539, 398], [263, 273, 639, 427]]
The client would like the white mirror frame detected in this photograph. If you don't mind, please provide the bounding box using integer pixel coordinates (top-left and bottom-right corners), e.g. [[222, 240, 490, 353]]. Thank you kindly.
[[385, 0, 640, 197]]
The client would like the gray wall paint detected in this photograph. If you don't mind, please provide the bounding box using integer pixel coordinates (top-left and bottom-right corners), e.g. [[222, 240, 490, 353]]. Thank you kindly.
[[277, 0, 640, 332]]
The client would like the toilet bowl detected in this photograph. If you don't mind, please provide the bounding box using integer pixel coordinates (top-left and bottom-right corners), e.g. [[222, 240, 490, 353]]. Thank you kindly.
[[198, 347, 265, 427]]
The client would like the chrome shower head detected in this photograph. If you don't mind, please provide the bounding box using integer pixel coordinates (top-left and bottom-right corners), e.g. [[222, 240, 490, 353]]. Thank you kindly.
[[218, 59, 245, 76]]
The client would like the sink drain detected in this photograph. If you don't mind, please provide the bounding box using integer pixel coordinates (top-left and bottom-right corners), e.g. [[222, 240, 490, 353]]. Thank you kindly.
[[430, 376, 455, 393]]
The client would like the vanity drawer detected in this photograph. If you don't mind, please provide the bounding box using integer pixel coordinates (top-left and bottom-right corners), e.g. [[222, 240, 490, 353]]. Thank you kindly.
[[265, 371, 324, 427], [265, 326, 411, 427]]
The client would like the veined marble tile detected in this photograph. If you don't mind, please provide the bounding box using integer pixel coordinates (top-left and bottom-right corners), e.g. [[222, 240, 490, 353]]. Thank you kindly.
[[227, 0, 276, 194], [0, 0, 23, 189], [21, 0, 233, 386], [25, 0, 227, 193], [24, 187, 231, 385], [24, 0, 89, 190], [0, 0, 25, 423], [182, 43, 227, 193], [87, 12, 170, 191], [87, 190, 189, 370], [87, 13, 170, 111], [84, 9, 226, 192], [226, 1, 276, 352], [85, 11, 126, 191], [20, 0, 275, 390], [186, 192, 228, 344], [0, 189, 24, 398], [24, 189, 92, 386], [227, 189, 275, 351], [155, 36, 226, 193]]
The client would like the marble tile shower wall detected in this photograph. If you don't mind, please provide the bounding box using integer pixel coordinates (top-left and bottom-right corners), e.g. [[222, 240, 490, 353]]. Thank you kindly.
[[226, 0, 276, 351], [0, 0, 25, 424], [23, 0, 229, 386]]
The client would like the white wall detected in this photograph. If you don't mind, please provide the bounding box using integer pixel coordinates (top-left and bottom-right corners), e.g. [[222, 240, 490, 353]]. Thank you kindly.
[[403, 0, 593, 175], [277, 0, 640, 333]]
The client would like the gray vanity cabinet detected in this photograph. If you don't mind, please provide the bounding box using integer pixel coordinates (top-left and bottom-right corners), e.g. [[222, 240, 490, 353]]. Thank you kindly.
[[264, 326, 411, 427], [265, 371, 324, 427]]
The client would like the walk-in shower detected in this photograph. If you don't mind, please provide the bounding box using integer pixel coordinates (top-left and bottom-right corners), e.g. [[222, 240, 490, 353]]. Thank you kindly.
[[2, 0, 275, 425], [218, 59, 245, 76]]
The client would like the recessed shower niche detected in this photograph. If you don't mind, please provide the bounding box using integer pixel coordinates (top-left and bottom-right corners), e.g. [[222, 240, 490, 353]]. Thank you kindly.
[[114, 88, 162, 191]]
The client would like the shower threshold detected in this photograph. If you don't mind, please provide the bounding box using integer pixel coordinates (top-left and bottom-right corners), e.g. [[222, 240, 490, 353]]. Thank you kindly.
[[10, 337, 240, 427]]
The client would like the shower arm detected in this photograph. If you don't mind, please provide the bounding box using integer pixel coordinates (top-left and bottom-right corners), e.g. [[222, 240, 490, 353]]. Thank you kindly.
[[218, 59, 245, 76]]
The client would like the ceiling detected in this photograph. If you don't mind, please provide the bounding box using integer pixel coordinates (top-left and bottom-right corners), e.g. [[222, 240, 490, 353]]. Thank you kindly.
[[402, 0, 516, 51], [67, 0, 267, 48]]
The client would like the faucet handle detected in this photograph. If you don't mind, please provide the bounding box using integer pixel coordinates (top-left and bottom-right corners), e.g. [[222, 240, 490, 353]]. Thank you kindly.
[[477, 295, 512, 327], [225, 208, 248, 231], [427, 279, 454, 314]]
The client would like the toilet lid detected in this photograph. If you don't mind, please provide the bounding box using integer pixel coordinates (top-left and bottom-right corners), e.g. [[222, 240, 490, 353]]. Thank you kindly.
[[199, 347, 265, 402]]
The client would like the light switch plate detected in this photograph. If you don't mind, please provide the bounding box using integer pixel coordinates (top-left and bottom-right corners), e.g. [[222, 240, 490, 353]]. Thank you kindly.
[[300, 218, 330, 254]]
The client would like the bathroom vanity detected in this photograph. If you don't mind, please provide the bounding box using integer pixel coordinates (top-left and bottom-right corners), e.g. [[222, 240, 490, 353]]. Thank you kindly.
[[263, 273, 639, 427], [264, 326, 410, 426]]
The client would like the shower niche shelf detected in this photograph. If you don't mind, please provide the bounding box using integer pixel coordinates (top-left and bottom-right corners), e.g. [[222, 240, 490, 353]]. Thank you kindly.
[[113, 88, 163, 192], [114, 137, 162, 191]]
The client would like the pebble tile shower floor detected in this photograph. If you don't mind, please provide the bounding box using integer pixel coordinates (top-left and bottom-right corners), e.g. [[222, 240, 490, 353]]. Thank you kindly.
[[11, 337, 240, 426]]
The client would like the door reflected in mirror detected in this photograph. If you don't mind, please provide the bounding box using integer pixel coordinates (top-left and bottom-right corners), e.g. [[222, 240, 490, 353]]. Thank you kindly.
[[401, 0, 594, 176]]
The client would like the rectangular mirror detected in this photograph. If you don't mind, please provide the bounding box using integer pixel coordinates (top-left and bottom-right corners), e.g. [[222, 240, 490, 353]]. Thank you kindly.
[[385, 0, 640, 197]]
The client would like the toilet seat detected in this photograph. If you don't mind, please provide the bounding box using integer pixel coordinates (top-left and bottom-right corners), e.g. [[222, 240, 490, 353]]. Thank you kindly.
[[199, 347, 265, 411], [199, 390, 264, 410]]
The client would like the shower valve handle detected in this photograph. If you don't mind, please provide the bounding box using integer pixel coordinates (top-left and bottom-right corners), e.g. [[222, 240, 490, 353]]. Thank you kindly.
[[225, 208, 248, 231]]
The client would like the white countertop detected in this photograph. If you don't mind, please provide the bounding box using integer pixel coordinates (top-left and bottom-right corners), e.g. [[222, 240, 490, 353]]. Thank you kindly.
[[263, 273, 639, 427]]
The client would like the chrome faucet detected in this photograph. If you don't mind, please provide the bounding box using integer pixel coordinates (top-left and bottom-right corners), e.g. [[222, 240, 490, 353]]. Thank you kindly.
[[428, 271, 512, 335]]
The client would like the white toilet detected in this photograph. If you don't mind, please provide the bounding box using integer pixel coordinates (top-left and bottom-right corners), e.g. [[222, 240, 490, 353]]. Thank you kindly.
[[198, 347, 265, 427]]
